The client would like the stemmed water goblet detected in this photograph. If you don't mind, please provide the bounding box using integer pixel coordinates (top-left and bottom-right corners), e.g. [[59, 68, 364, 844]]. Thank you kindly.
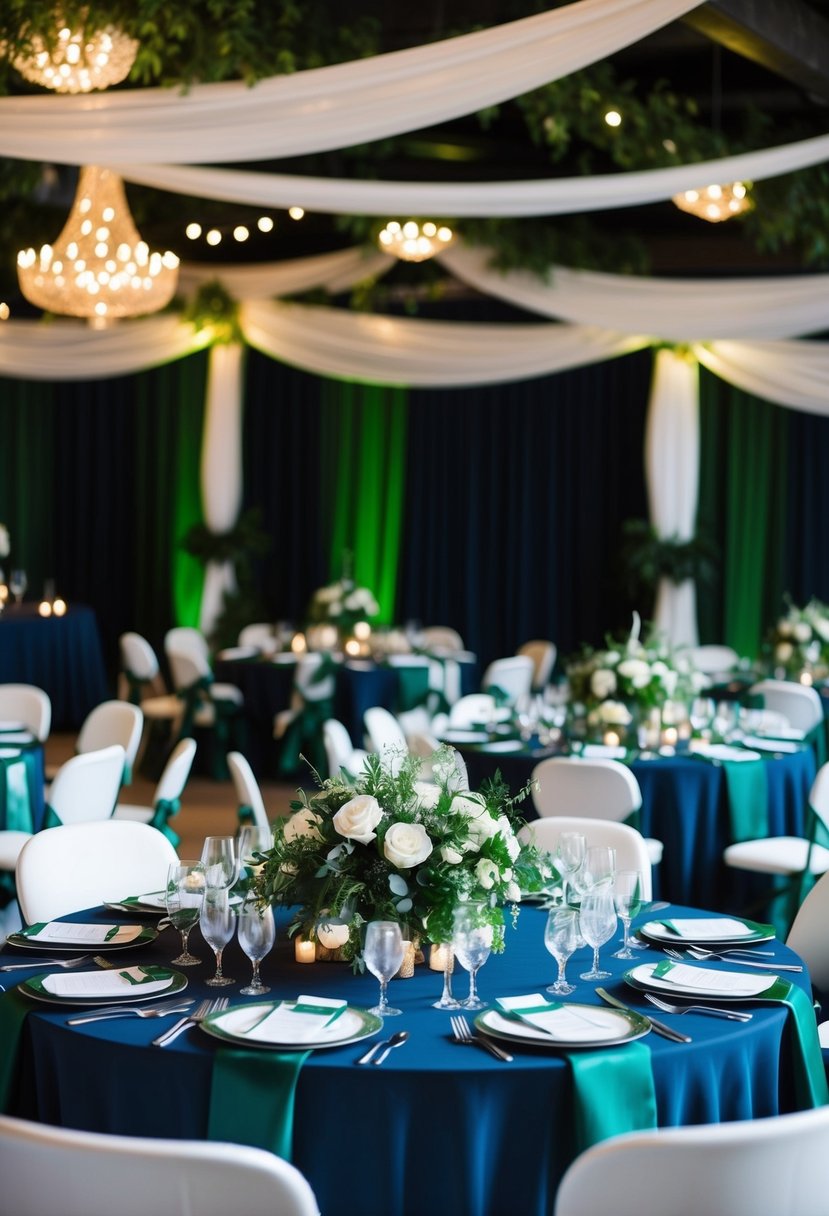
[[237, 894, 275, 995], [451, 903, 493, 1010], [612, 870, 643, 960], [579, 886, 618, 981], [364, 921, 406, 1017], [690, 697, 716, 739], [200, 835, 238, 891], [431, 941, 461, 1010], [544, 906, 580, 995], [165, 861, 205, 966], [199, 886, 236, 986], [9, 569, 26, 606], [555, 832, 586, 907]]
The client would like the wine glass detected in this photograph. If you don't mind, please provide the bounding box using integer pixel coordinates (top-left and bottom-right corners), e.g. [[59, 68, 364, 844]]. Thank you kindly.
[[581, 845, 616, 892], [199, 887, 236, 986], [690, 697, 716, 738], [544, 907, 580, 995], [451, 903, 493, 1010], [430, 941, 461, 1011], [9, 569, 26, 606], [237, 825, 273, 878], [555, 831, 586, 907], [579, 886, 618, 981], [363, 921, 406, 1017], [612, 870, 643, 960], [165, 861, 205, 966], [200, 836, 238, 890], [237, 895, 276, 995]]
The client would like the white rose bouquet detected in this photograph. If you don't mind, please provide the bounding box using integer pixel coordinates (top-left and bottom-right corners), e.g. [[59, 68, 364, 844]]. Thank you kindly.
[[306, 576, 380, 636], [255, 747, 550, 966], [769, 598, 829, 678]]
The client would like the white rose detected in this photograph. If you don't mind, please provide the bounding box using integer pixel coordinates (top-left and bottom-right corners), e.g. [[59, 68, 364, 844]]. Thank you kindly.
[[440, 845, 464, 865], [283, 807, 323, 843], [344, 592, 362, 611], [590, 668, 617, 699], [776, 642, 794, 662], [505, 881, 522, 902], [328, 601, 342, 617], [815, 620, 829, 643], [617, 658, 651, 688], [778, 619, 793, 638], [332, 794, 383, 844], [794, 622, 812, 643], [414, 780, 441, 808], [475, 858, 500, 889], [604, 650, 621, 664], [316, 913, 350, 949], [383, 822, 433, 868], [598, 700, 632, 726], [496, 815, 522, 862]]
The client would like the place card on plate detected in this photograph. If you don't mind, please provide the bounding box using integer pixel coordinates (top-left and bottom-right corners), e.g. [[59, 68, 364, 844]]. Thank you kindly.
[[739, 736, 801, 754], [42, 966, 175, 998], [495, 994, 610, 1041], [22, 922, 144, 945], [241, 996, 347, 1044], [650, 960, 776, 997], [657, 917, 762, 941], [687, 742, 762, 763]]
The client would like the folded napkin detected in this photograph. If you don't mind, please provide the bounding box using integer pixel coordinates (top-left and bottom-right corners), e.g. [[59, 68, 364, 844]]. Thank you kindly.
[[241, 996, 347, 1045], [496, 995, 613, 1042], [657, 917, 773, 941], [21, 922, 143, 945], [0, 748, 21, 759], [42, 965, 173, 998], [688, 741, 762, 763]]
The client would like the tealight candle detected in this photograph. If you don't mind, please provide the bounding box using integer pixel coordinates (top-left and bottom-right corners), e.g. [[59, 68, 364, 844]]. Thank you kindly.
[[295, 936, 316, 964], [38, 600, 52, 617], [344, 638, 361, 656], [662, 726, 678, 747], [603, 729, 621, 748], [52, 598, 67, 616], [429, 943, 454, 972], [290, 632, 307, 654], [354, 620, 371, 641], [397, 941, 416, 978]]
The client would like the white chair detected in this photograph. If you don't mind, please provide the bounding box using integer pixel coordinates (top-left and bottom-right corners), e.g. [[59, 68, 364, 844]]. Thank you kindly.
[[531, 756, 663, 870], [46, 744, 127, 827], [787, 868, 829, 997], [227, 750, 271, 832], [238, 622, 277, 653], [16, 819, 179, 923], [447, 693, 499, 728], [518, 816, 653, 901], [419, 626, 465, 654], [685, 643, 739, 678], [165, 627, 244, 776], [724, 760, 829, 930], [0, 683, 51, 742], [364, 706, 408, 757], [75, 700, 144, 784], [118, 632, 184, 767], [0, 1114, 320, 1216], [322, 719, 369, 782], [748, 678, 824, 735], [481, 655, 534, 705], [113, 737, 197, 845], [517, 639, 557, 691], [554, 1105, 829, 1216]]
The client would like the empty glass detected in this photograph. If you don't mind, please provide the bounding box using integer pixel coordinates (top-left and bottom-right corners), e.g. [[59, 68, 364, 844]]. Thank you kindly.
[[9, 569, 26, 605], [165, 861, 205, 966], [200, 836, 238, 890], [452, 903, 493, 1010], [579, 886, 618, 981], [200, 887, 236, 986], [544, 907, 580, 995], [556, 831, 586, 907], [690, 697, 716, 738], [237, 825, 273, 878], [237, 895, 275, 995], [612, 870, 643, 960], [364, 921, 406, 1017]]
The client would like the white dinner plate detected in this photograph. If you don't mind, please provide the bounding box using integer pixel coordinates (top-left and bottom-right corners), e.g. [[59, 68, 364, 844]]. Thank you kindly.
[[476, 740, 525, 754], [20, 967, 187, 1007], [440, 729, 490, 744], [638, 918, 775, 947], [624, 961, 779, 1002], [476, 1003, 650, 1049], [200, 1001, 382, 1051], [6, 923, 158, 952]]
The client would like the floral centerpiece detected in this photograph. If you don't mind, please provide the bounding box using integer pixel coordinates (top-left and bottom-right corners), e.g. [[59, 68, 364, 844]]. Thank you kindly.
[[255, 747, 552, 965], [306, 576, 380, 638], [768, 598, 829, 679]]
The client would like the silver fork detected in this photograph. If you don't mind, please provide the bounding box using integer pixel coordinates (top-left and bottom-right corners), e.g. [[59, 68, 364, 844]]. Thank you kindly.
[[0, 954, 92, 971], [450, 1015, 513, 1062], [644, 992, 753, 1022], [66, 998, 195, 1025], [152, 997, 228, 1047], [680, 946, 801, 972]]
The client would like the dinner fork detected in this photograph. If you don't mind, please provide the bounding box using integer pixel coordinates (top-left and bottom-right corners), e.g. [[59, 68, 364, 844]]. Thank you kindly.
[[152, 997, 229, 1047], [644, 993, 753, 1023], [0, 954, 92, 971], [66, 998, 196, 1025], [665, 946, 801, 972], [449, 1015, 513, 1062]]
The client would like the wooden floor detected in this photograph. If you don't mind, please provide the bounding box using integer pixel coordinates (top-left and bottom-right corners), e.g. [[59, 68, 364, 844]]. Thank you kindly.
[[45, 733, 299, 857]]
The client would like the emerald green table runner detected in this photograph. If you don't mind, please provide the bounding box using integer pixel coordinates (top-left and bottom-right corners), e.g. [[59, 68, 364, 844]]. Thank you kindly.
[[208, 1046, 310, 1160], [760, 979, 829, 1109], [0, 754, 32, 834], [719, 758, 769, 842], [0, 988, 31, 1112], [565, 1041, 657, 1152]]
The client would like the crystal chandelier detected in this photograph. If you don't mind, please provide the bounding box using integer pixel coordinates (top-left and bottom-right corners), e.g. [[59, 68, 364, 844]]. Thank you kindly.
[[378, 220, 454, 262], [17, 166, 180, 326], [672, 181, 752, 223], [11, 17, 139, 93]]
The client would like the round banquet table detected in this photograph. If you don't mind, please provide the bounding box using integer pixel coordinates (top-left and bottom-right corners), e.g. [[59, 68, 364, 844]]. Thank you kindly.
[[460, 742, 816, 911], [1, 902, 813, 1216]]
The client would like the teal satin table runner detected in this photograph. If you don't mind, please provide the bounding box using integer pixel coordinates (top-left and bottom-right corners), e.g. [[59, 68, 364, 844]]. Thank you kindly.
[[761, 979, 829, 1109], [719, 757, 769, 842], [566, 1041, 657, 1151], [208, 1046, 310, 1160]]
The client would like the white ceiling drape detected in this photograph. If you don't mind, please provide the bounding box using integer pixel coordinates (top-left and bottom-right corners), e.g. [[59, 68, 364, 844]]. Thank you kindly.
[[177, 246, 392, 301], [694, 339, 829, 416]]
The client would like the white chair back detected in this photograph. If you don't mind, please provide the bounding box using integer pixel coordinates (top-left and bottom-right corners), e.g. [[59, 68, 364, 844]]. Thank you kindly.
[[481, 655, 534, 705], [322, 719, 367, 781], [47, 745, 127, 827], [531, 756, 642, 821], [448, 694, 498, 728], [419, 626, 465, 653], [787, 868, 829, 994], [518, 815, 653, 901], [0, 683, 52, 742], [685, 644, 739, 676], [295, 653, 336, 702], [77, 701, 143, 776], [119, 632, 160, 682], [0, 1114, 319, 1216], [749, 679, 824, 734], [16, 819, 178, 923], [165, 631, 211, 691], [517, 639, 557, 690], [554, 1105, 829, 1216], [238, 622, 276, 651], [155, 737, 197, 804], [364, 706, 408, 756], [227, 751, 270, 832]]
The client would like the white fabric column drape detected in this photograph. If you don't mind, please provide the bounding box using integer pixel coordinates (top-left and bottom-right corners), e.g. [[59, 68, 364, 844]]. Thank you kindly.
[[199, 342, 245, 636], [645, 348, 700, 647]]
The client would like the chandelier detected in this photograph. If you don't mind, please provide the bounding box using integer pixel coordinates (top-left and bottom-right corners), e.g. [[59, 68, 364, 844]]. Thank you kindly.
[[378, 220, 454, 262], [672, 181, 752, 223], [17, 166, 180, 325], [11, 17, 139, 93]]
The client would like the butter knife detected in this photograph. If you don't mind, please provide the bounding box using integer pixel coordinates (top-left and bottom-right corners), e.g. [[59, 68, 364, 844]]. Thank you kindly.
[[595, 987, 692, 1044]]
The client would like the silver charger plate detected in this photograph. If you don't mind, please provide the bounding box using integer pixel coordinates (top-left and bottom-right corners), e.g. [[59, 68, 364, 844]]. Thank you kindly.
[[638, 919, 775, 947], [20, 967, 187, 1007], [6, 924, 158, 952], [200, 1001, 382, 1051], [624, 962, 779, 1003]]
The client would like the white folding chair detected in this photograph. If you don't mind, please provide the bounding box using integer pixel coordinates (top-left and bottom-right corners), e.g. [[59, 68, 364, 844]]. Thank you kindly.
[[531, 756, 663, 870], [554, 1105, 829, 1216], [517, 639, 557, 692], [685, 644, 739, 678], [16, 819, 179, 923], [227, 750, 272, 832], [75, 700, 144, 784], [481, 655, 534, 705], [238, 622, 277, 653], [118, 632, 184, 768], [518, 815, 653, 901], [113, 737, 197, 845], [0, 1114, 319, 1216], [447, 694, 500, 728], [322, 719, 369, 782], [749, 678, 824, 735], [165, 627, 244, 776], [364, 705, 408, 756], [0, 683, 51, 742], [46, 744, 127, 828], [419, 626, 465, 654]]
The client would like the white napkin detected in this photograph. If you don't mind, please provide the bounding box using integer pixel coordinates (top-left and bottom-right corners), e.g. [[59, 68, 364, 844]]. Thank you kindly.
[[43, 966, 174, 998], [650, 961, 775, 997], [740, 735, 801, 754], [581, 744, 628, 759], [495, 994, 610, 1041], [23, 922, 143, 945], [241, 995, 348, 1044], [657, 917, 758, 941], [479, 740, 524, 753], [688, 741, 762, 762]]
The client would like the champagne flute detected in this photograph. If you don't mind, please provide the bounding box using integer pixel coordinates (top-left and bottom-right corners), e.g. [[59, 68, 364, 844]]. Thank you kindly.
[[9, 569, 26, 606], [237, 895, 276, 995], [199, 887, 236, 986], [555, 831, 586, 907], [165, 861, 205, 966], [612, 870, 643, 960], [364, 921, 405, 1017], [579, 887, 618, 981], [544, 907, 580, 995], [452, 903, 493, 1010], [200, 835, 238, 891]]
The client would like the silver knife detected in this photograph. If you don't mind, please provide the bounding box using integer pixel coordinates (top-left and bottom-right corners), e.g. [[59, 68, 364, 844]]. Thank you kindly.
[[473, 1032, 513, 1063], [595, 987, 692, 1044]]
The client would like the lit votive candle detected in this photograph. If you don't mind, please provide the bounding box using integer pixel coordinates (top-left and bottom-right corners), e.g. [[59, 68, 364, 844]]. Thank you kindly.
[[291, 632, 307, 654], [800, 671, 814, 686], [662, 726, 678, 747], [295, 936, 316, 964], [397, 941, 416, 979], [38, 600, 52, 617], [52, 598, 67, 617], [603, 729, 621, 748], [354, 620, 371, 641], [344, 638, 361, 656], [429, 943, 454, 972]]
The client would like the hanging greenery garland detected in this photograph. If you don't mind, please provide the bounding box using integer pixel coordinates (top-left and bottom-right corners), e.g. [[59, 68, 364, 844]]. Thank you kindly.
[[619, 518, 720, 600]]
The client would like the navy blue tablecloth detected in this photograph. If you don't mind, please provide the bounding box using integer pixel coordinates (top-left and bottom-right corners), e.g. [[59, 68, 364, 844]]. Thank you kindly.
[[0, 604, 109, 728], [2, 902, 808, 1216]]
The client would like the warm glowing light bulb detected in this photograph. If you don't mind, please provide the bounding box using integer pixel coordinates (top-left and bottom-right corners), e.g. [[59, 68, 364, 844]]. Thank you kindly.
[[233, 226, 249, 242], [604, 110, 622, 127], [206, 229, 222, 246], [185, 223, 202, 240], [288, 206, 305, 221], [257, 216, 274, 232]]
